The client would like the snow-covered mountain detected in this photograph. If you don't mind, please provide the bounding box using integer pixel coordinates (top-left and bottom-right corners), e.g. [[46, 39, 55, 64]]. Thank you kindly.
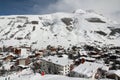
[[0, 9, 120, 49]]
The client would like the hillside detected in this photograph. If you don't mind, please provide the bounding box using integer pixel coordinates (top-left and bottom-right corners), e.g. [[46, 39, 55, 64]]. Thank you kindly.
[[0, 9, 120, 49]]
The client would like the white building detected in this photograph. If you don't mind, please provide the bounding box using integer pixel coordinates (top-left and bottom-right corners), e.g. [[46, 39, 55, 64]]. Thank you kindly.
[[21, 48, 28, 56], [106, 70, 120, 80], [40, 55, 73, 75], [18, 48, 30, 58], [70, 62, 109, 78]]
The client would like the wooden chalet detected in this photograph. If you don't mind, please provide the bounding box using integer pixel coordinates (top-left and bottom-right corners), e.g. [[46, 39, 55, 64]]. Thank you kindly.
[[16, 57, 30, 66]]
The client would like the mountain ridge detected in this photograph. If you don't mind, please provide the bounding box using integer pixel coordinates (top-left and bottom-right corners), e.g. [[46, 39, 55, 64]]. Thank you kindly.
[[0, 9, 120, 49]]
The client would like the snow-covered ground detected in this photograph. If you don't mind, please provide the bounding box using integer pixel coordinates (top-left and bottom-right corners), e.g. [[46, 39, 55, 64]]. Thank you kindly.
[[0, 68, 81, 80], [0, 69, 113, 80]]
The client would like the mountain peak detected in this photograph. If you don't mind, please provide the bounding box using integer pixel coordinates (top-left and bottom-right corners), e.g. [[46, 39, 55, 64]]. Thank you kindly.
[[73, 9, 86, 14]]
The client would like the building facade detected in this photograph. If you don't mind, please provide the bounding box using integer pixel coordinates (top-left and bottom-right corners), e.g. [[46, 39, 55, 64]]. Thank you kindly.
[[40, 55, 73, 75]]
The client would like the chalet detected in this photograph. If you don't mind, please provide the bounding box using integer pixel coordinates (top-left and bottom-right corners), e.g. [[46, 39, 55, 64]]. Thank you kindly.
[[38, 49, 44, 52], [17, 65, 28, 71], [16, 57, 30, 66], [12, 60, 29, 71], [14, 48, 29, 57], [40, 55, 73, 75], [68, 50, 81, 60], [50, 51, 57, 55], [31, 49, 45, 58], [80, 57, 95, 62], [88, 51, 99, 55], [10, 62, 28, 71], [35, 52, 44, 58], [50, 47, 57, 55], [90, 55, 101, 59], [88, 51, 101, 59], [70, 62, 109, 78], [48, 46, 57, 51], [14, 48, 21, 55], [79, 50, 88, 57], [57, 48, 65, 55], [3, 55, 14, 62]]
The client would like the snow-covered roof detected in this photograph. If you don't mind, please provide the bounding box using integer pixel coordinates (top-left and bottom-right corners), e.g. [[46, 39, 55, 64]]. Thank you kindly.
[[91, 55, 101, 58], [115, 70, 120, 77], [18, 65, 28, 68], [107, 70, 120, 77], [2, 62, 14, 70], [18, 54, 29, 59], [21, 48, 28, 55], [79, 50, 88, 56], [80, 57, 95, 61], [9, 52, 16, 57], [41, 55, 73, 66], [72, 62, 109, 77]]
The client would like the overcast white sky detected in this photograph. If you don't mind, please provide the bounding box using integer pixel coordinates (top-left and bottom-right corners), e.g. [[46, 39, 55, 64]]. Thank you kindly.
[[33, 0, 120, 23]]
